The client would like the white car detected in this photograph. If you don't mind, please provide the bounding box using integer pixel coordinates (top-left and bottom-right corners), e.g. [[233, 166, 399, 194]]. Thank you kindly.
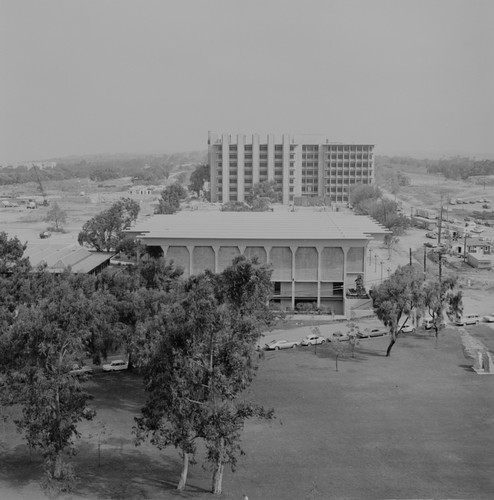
[[482, 313, 494, 323], [265, 339, 299, 350], [357, 328, 387, 339], [399, 324, 416, 333], [69, 364, 93, 376], [300, 334, 326, 346], [102, 359, 128, 372]]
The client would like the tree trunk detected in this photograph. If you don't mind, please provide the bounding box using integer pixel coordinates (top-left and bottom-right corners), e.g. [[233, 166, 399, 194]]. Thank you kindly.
[[212, 461, 224, 495], [386, 337, 396, 357], [177, 451, 189, 491], [53, 450, 63, 479]]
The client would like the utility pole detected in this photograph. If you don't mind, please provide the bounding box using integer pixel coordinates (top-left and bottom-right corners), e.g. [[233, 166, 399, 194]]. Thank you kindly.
[[409, 248, 412, 266], [438, 251, 442, 285], [438, 196, 443, 245], [423, 245, 427, 274]]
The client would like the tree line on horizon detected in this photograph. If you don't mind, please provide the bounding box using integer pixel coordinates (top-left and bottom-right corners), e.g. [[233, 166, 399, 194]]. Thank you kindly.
[[377, 155, 494, 181], [0, 151, 207, 186]]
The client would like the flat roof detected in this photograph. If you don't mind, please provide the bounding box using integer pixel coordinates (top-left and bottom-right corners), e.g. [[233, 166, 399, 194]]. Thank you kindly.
[[127, 212, 389, 241]]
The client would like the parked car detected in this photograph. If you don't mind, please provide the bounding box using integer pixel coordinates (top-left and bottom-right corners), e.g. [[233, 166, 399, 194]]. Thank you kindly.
[[399, 324, 416, 333], [456, 314, 480, 326], [265, 339, 299, 350], [102, 359, 128, 371], [482, 204, 491, 209], [69, 364, 93, 376], [300, 334, 326, 346], [357, 328, 387, 339], [425, 232, 437, 239], [328, 332, 350, 342], [483, 313, 494, 323], [424, 242, 437, 248], [39, 231, 51, 239]]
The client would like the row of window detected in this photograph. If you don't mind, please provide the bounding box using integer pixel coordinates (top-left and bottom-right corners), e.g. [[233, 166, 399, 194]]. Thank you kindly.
[[218, 144, 372, 152]]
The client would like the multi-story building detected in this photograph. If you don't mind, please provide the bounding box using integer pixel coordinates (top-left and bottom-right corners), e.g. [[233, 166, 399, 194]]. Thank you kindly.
[[126, 211, 388, 318], [208, 132, 375, 205]]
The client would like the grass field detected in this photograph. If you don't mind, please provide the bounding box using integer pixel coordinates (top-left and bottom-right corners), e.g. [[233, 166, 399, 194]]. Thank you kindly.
[[1, 326, 493, 499]]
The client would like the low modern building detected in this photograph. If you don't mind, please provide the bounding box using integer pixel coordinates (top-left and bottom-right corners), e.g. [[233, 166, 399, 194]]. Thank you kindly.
[[126, 211, 387, 317], [208, 132, 375, 205]]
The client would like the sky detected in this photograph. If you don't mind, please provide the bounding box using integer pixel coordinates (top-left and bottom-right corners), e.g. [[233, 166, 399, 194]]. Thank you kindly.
[[1, 0, 493, 163]]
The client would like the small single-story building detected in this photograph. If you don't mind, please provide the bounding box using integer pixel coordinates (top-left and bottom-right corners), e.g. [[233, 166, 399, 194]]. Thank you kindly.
[[467, 251, 492, 269], [126, 211, 388, 317], [24, 244, 115, 275], [453, 237, 493, 256], [128, 185, 153, 196]]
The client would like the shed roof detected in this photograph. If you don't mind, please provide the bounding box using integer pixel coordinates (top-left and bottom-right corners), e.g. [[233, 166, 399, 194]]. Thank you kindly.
[[24, 244, 115, 273]]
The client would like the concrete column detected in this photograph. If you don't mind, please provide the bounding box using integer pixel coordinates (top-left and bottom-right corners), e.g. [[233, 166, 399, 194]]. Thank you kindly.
[[291, 246, 297, 310], [282, 134, 290, 205], [293, 144, 302, 197], [252, 134, 260, 185], [221, 134, 230, 203], [317, 247, 322, 308], [265, 246, 272, 265], [213, 246, 219, 273], [342, 247, 349, 319], [318, 144, 325, 198], [187, 245, 194, 277], [237, 134, 245, 202], [267, 133, 275, 181], [208, 132, 218, 202]]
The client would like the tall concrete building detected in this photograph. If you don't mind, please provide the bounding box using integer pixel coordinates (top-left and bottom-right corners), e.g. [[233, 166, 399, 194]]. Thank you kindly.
[[208, 132, 375, 205]]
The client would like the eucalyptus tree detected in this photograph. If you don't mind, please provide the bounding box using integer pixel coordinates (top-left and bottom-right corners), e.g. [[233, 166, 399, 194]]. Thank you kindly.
[[0, 275, 112, 491], [371, 265, 426, 357], [135, 256, 275, 495]]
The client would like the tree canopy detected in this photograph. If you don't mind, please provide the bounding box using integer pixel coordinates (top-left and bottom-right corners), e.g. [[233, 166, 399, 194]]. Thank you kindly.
[[371, 265, 425, 356], [188, 163, 210, 198], [78, 198, 140, 252], [155, 183, 187, 214], [45, 201, 68, 232], [135, 256, 274, 494]]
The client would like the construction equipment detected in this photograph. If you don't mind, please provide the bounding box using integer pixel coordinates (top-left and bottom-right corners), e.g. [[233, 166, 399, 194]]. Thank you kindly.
[[32, 165, 49, 206]]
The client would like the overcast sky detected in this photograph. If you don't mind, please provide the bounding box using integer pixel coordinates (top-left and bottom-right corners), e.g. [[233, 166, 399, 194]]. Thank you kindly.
[[1, 0, 493, 162]]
